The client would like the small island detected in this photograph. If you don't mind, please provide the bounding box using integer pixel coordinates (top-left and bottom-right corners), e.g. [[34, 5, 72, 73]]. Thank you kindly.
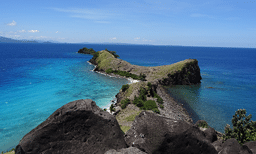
[[13, 48, 256, 154]]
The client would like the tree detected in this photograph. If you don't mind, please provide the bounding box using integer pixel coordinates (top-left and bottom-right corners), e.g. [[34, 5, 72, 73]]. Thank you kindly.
[[223, 109, 256, 144]]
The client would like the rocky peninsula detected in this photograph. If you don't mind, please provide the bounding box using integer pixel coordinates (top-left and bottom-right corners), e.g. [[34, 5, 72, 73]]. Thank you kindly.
[[14, 49, 256, 154]]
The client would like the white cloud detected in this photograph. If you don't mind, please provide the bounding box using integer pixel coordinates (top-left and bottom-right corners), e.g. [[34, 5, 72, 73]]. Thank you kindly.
[[18, 30, 26, 33], [134, 37, 140, 40], [28, 30, 39, 33], [56, 31, 58, 33], [7, 20, 17, 26], [110, 37, 117, 40]]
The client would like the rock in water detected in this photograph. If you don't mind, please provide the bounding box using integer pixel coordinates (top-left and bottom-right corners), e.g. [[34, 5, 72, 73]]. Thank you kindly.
[[125, 111, 218, 154], [15, 99, 127, 154]]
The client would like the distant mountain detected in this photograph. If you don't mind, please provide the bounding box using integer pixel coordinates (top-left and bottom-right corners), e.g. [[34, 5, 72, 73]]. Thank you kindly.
[[0, 36, 39, 43]]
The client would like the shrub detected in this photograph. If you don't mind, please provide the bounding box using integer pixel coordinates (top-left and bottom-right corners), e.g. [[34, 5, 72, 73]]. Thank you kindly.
[[103, 108, 107, 111], [106, 68, 113, 74], [121, 84, 129, 92], [153, 91, 164, 104], [133, 96, 144, 107], [121, 98, 130, 109], [109, 104, 115, 112], [152, 108, 160, 114], [139, 87, 147, 101], [223, 109, 256, 145], [142, 100, 158, 110], [159, 104, 164, 109], [197, 121, 209, 128]]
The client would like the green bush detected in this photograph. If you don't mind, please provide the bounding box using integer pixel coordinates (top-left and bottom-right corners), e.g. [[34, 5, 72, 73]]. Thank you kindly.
[[103, 108, 107, 111], [197, 121, 209, 128], [110, 104, 115, 112], [121, 98, 130, 109], [223, 109, 256, 145], [133, 96, 144, 107], [152, 108, 160, 114], [159, 104, 164, 109], [106, 68, 113, 74], [142, 100, 158, 110], [153, 91, 164, 104], [121, 84, 129, 92]]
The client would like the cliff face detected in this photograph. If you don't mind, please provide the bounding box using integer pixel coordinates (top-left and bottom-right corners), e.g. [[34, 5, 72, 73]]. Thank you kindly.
[[90, 50, 202, 85]]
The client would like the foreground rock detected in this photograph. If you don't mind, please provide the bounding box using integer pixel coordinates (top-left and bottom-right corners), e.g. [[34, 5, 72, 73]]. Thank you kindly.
[[15, 99, 127, 154], [218, 138, 252, 154], [105, 147, 147, 154], [125, 111, 218, 154]]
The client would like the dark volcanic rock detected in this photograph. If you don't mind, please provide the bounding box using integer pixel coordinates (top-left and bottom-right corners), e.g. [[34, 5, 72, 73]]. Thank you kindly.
[[203, 127, 218, 143], [155, 126, 218, 154], [219, 138, 252, 154], [105, 147, 147, 154], [212, 140, 223, 152], [15, 99, 127, 154], [125, 111, 217, 154], [244, 141, 256, 154]]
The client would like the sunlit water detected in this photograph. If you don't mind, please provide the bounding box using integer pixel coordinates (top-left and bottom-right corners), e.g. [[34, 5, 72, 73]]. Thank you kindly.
[[0, 43, 256, 151]]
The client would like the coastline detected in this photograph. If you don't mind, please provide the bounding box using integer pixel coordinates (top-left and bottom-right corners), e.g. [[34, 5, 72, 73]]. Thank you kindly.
[[87, 61, 139, 114], [86, 60, 194, 122]]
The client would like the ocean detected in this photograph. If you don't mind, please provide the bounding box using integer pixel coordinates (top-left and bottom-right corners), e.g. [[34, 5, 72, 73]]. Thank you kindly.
[[0, 43, 255, 152]]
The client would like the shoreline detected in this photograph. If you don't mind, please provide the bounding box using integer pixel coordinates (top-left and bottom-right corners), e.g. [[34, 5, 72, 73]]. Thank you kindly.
[[87, 61, 139, 114], [86, 60, 194, 122]]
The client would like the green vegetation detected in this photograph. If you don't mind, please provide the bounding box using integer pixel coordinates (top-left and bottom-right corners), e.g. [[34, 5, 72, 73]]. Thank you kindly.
[[159, 104, 164, 109], [105, 48, 120, 58], [121, 84, 129, 92], [223, 109, 256, 145], [105, 68, 146, 81], [120, 125, 131, 134], [132, 85, 161, 113], [103, 108, 107, 111], [91, 52, 99, 62], [141, 100, 158, 110], [109, 104, 115, 112], [152, 59, 196, 80], [197, 121, 209, 128], [78, 47, 96, 55], [121, 98, 130, 109], [125, 111, 141, 122]]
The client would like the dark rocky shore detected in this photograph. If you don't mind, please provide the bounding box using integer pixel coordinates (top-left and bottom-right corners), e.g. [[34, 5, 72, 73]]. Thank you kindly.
[[15, 49, 256, 154]]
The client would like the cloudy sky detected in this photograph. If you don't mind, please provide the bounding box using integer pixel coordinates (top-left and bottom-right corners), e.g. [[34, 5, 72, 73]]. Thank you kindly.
[[1, 0, 255, 47]]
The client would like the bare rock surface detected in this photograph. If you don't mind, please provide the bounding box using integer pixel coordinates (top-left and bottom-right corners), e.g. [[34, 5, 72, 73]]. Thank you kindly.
[[218, 138, 252, 154], [104, 147, 147, 154], [15, 99, 127, 154], [244, 141, 256, 154], [124, 111, 218, 154]]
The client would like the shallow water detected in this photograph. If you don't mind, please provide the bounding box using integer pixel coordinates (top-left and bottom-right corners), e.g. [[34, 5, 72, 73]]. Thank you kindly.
[[1, 43, 256, 151]]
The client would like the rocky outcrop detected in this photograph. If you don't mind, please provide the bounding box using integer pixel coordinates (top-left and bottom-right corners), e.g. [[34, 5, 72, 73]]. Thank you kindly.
[[244, 141, 256, 154], [105, 147, 147, 154], [15, 99, 127, 154], [218, 138, 253, 154], [124, 111, 218, 154]]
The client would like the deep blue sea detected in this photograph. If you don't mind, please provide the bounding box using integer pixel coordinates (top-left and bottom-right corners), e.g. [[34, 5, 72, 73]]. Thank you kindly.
[[0, 43, 256, 152]]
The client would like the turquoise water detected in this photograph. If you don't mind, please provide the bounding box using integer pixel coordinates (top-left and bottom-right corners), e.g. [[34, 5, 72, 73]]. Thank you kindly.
[[0, 43, 256, 152], [0, 43, 128, 151]]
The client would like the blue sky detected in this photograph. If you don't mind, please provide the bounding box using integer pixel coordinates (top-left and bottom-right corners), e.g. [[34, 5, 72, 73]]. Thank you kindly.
[[1, 0, 255, 47]]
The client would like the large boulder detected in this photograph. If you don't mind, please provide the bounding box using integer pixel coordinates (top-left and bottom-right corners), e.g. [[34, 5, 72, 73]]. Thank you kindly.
[[125, 111, 217, 154], [105, 147, 147, 154], [219, 138, 252, 154], [15, 99, 127, 154], [243, 141, 256, 154]]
